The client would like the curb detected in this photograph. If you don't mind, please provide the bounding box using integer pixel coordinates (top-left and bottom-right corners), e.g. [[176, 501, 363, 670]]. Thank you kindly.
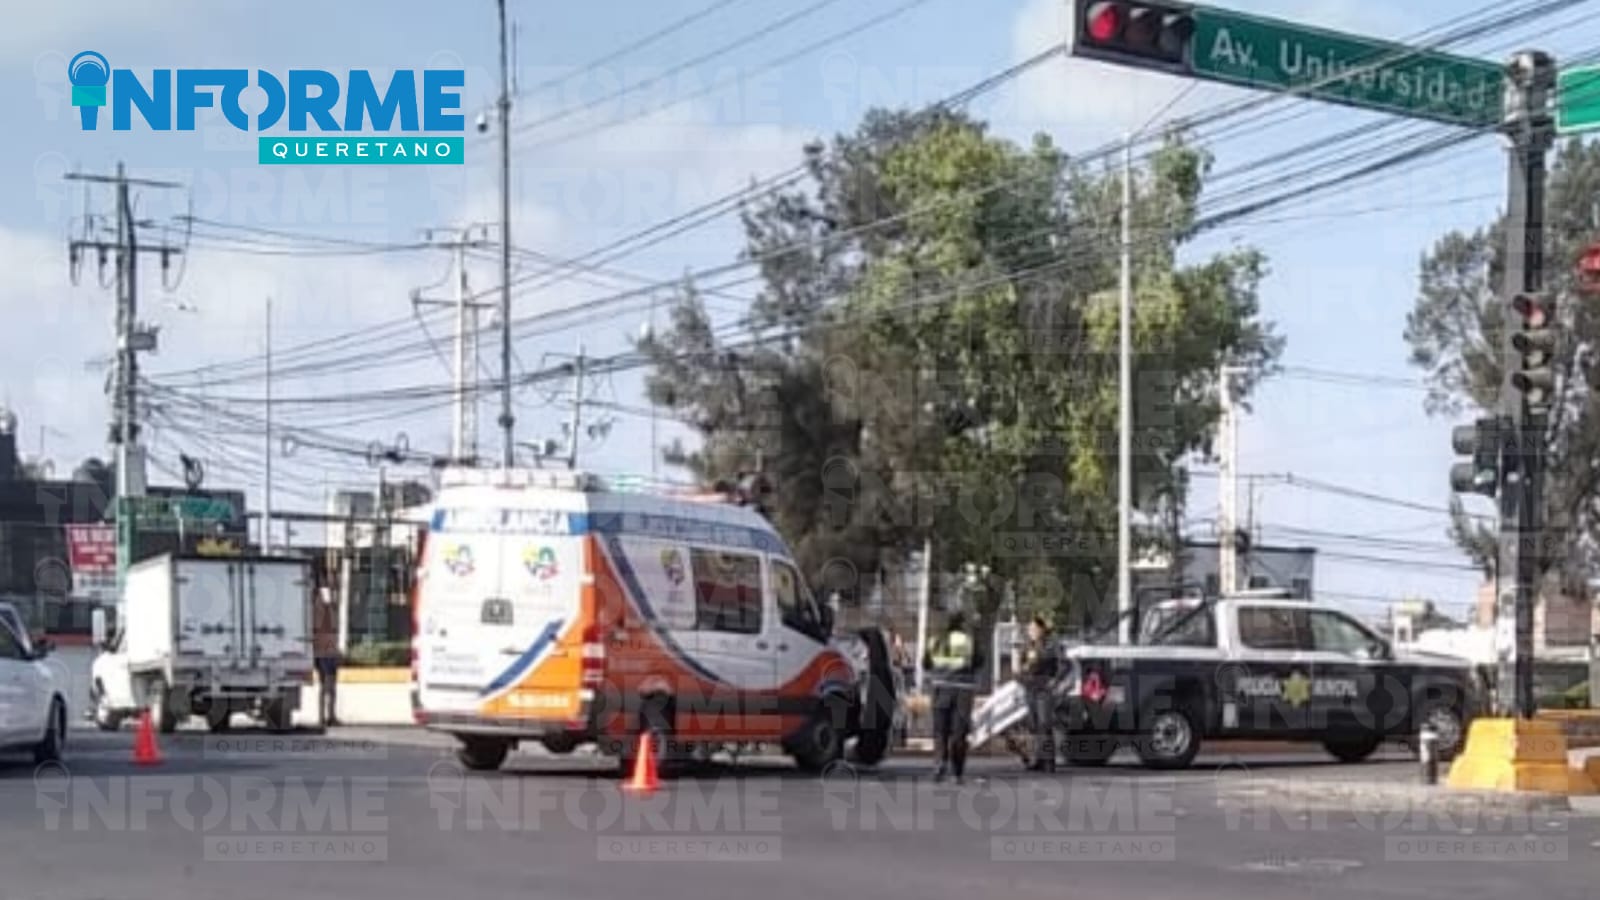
[[1219, 778, 1572, 814]]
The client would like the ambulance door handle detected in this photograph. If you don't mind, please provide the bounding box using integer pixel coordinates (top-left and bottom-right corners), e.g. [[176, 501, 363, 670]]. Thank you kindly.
[[776, 643, 788, 652], [755, 641, 770, 650]]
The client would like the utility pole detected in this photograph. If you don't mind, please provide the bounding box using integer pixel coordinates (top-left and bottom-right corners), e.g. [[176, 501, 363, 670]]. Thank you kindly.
[[566, 343, 585, 470], [263, 296, 273, 554], [415, 225, 492, 464], [65, 164, 182, 585], [1116, 134, 1134, 644], [496, 0, 516, 468], [1496, 51, 1557, 720], [1218, 365, 1244, 596]]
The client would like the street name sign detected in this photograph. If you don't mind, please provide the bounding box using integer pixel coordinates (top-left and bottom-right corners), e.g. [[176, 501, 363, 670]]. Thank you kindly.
[[1190, 6, 1504, 127], [1071, 2, 1506, 128], [1557, 65, 1600, 134]]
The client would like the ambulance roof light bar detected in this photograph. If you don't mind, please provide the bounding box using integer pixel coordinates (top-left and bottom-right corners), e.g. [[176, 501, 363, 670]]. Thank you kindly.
[[439, 467, 604, 492]]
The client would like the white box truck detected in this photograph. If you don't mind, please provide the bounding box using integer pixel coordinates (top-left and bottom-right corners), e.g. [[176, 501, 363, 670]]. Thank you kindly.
[[90, 554, 313, 733]]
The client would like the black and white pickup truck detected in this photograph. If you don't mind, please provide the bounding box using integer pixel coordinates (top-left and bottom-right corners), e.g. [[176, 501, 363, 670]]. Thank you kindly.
[[1056, 595, 1481, 770]]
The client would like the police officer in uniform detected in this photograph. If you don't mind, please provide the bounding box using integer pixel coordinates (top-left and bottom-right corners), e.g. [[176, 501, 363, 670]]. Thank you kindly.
[[925, 613, 983, 783], [1023, 615, 1060, 772]]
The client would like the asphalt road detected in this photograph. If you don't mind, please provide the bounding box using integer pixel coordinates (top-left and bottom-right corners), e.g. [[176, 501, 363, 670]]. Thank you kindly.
[[2, 727, 1596, 900]]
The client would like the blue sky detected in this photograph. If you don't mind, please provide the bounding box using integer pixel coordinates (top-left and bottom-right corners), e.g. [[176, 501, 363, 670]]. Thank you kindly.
[[5, 0, 1596, 620]]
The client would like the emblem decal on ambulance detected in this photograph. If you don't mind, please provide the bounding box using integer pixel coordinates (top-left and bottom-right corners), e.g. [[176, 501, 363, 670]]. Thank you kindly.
[[660, 548, 685, 585], [442, 543, 474, 577], [524, 545, 559, 580]]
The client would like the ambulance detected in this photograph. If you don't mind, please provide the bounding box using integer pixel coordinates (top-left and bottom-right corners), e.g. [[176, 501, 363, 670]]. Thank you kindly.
[[410, 468, 897, 773]]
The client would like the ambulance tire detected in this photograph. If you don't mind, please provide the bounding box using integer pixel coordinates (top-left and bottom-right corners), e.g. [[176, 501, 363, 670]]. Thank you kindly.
[[849, 629, 895, 767], [457, 737, 512, 772], [792, 695, 848, 773]]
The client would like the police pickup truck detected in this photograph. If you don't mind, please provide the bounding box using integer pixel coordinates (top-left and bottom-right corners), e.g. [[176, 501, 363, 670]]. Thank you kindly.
[[1056, 594, 1479, 770]]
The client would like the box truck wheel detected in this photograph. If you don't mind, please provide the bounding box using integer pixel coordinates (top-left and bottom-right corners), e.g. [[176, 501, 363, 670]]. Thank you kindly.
[[149, 680, 179, 734], [262, 698, 292, 733], [91, 682, 124, 732], [206, 703, 233, 733]]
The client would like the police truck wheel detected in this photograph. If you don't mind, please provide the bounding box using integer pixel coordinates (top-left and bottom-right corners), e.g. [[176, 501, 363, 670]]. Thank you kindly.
[[1323, 733, 1383, 763], [1063, 734, 1117, 767], [457, 737, 512, 771], [1136, 706, 1201, 770], [1416, 699, 1465, 761]]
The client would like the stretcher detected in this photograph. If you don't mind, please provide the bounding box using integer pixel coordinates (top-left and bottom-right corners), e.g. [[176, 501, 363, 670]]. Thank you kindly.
[[968, 679, 1032, 757]]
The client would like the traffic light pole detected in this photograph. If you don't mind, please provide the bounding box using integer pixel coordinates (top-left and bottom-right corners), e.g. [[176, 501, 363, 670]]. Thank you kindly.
[[1495, 51, 1555, 719]]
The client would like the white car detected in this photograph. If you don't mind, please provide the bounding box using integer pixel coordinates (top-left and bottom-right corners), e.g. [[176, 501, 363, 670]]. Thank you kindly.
[[0, 604, 68, 763]]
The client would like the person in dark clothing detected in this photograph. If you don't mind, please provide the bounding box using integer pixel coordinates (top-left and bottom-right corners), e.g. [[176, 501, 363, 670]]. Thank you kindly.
[[1023, 615, 1060, 772], [924, 613, 983, 783]]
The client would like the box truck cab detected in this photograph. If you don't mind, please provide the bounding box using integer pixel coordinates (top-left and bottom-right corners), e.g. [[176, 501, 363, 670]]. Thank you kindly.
[[412, 469, 897, 773]]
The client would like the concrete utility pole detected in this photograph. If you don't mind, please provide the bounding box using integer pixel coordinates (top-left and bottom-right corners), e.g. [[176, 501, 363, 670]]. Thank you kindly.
[[415, 225, 492, 464], [263, 296, 273, 554], [1117, 135, 1135, 644], [1495, 51, 1557, 719], [65, 165, 182, 583], [1218, 365, 1245, 596], [496, 0, 516, 468]]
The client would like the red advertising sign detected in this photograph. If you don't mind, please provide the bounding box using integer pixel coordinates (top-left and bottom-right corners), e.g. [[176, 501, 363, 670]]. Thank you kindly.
[[66, 524, 116, 574]]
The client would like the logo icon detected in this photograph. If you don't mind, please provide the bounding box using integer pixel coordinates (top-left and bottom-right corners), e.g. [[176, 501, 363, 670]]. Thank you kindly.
[[1282, 671, 1312, 708], [660, 548, 685, 586], [69, 51, 109, 130], [525, 545, 558, 581], [442, 543, 474, 577]]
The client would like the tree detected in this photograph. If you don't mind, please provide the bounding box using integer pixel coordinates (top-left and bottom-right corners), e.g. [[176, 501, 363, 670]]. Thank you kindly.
[[1406, 138, 1600, 597], [641, 109, 1281, 626]]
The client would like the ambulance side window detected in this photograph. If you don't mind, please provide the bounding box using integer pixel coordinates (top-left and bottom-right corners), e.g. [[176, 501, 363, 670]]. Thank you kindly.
[[691, 550, 762, 635], [771, 559, 824, 642]]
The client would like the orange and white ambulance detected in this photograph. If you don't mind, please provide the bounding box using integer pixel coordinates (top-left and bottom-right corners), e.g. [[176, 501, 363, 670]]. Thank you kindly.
[[410, 468, 897, 772]]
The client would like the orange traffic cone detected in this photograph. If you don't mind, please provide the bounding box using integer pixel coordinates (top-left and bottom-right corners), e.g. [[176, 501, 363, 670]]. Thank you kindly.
[[132, 710, 163, 767], [622, 732, 660, 794]]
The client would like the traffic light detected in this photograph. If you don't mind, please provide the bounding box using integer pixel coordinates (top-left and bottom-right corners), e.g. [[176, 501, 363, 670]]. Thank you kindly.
[[1509, 292, 1557, 414], [1450, 416, 1503, 497], [1074, 1, 1197, 72]]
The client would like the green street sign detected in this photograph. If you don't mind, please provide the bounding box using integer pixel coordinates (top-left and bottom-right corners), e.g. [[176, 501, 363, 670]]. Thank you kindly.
[[1189, 6, 1504, 127], [1557, 66, 1600, 134], [128, 495, 238, 529]]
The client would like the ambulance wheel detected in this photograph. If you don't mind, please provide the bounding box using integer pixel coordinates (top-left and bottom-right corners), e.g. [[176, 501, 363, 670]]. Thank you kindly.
[[540, 734, 579, 755], [457, 737, 512, 771], [1136, 705, 1201, 770], [792, 695, 848, 773], [849, 629, 896, 767]]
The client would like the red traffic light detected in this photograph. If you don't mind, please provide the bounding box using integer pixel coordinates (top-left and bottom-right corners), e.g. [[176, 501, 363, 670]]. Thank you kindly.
[[1512, 292, 1552, 326], [1087, 2, 1122, 41], [1074, 1, 1195, 70]]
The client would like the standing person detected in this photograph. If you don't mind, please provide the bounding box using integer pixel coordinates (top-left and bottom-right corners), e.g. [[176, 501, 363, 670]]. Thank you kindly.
[[1023, 615, 1060, 773], [924, 613, 983, 783], [312, 584, 341, 727]]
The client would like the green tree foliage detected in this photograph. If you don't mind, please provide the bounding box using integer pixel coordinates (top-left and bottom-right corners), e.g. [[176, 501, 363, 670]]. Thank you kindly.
[[1406, 139, 1600, 594], [641, 109, 1281, 627]]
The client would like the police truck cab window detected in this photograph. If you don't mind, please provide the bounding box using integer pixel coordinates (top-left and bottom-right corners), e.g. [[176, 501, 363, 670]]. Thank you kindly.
[[691, 550, 763, 635], [1309, 609, 1381, 657], [1237, 606, 1309, 651]]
